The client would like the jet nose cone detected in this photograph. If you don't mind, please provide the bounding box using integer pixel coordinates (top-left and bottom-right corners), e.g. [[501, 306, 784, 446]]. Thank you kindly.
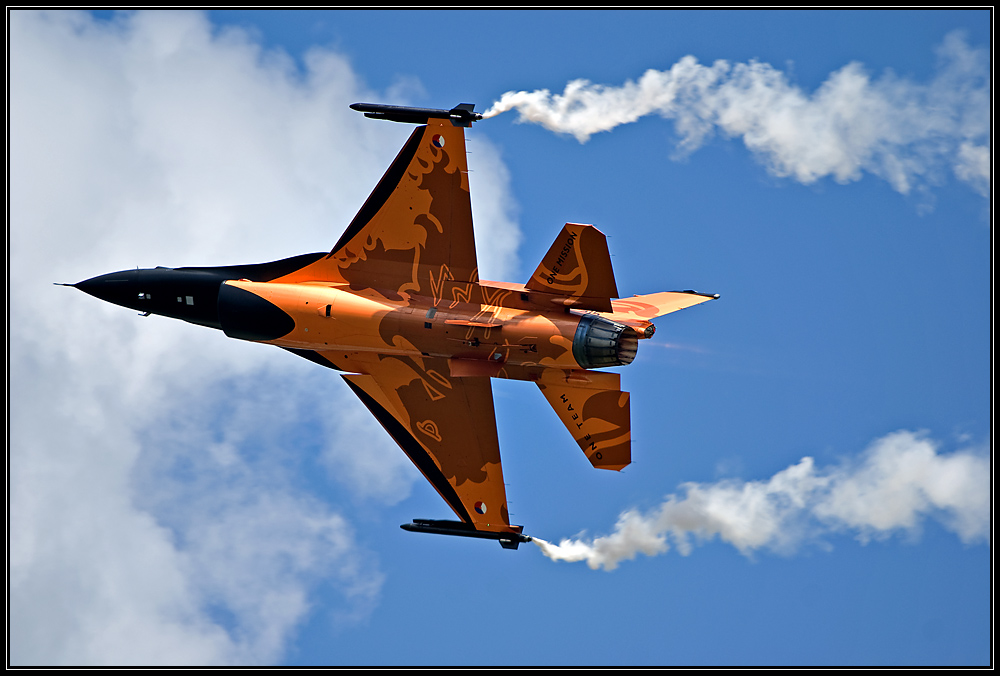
[[71, 270, 142, 307], [67, 268, 226, 329]]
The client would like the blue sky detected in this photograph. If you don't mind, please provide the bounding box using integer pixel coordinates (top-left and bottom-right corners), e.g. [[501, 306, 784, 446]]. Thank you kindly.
[[9, 9, 990, 666]]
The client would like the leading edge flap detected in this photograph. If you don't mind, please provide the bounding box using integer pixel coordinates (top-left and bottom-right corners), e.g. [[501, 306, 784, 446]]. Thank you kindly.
[[537, 373, 631, 471]]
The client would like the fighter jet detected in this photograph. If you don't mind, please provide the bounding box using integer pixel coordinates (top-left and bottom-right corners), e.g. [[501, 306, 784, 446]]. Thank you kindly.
[[69, 103, 717, 550]]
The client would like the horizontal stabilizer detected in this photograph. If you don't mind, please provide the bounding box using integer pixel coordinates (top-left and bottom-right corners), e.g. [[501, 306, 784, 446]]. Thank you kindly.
[[537, 373, 631, 471], [401, 519, 530, 549], [526, 223, 618, 312]]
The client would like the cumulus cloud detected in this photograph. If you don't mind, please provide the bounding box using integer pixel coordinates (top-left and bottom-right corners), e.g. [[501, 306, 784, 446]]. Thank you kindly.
[[532, 431, 990, 571], [9, 10, 519, 665], [484, 31, 990, 197]]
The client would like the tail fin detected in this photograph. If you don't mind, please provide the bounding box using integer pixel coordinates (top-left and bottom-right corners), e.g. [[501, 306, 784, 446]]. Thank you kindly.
[[537, 370, 630, 471], [599, 290, 720, 338], [608, 291, 720, 322], [526, 223, 618, 312]]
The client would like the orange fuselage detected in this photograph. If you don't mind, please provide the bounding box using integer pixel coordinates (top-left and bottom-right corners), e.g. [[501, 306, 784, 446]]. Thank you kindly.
[[233, 279, 587, 374]]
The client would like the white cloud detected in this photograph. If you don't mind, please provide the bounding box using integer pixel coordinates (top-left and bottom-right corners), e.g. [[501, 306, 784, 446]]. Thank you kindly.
[[9, 9, 520, 665], [467, 133, 521, 282], [484, 31, 990, 198]]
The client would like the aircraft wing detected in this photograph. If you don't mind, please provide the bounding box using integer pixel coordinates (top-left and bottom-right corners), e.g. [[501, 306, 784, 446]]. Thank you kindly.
[[261, 118, 483, 301], [323, 119, 481, 303], [333, 352, 520, 538]]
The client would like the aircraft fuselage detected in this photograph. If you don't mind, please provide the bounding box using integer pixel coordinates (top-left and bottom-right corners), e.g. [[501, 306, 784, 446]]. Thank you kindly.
[[74, 263, 640, 380]]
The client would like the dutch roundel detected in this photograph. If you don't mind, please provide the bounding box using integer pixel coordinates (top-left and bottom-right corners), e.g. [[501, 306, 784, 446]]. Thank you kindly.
[[431, 134, 445, 148], [474, 501, 487, 515]]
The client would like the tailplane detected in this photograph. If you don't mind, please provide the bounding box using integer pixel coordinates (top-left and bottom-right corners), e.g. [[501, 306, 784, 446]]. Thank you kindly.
[[526, 223, 618, 312], [536, 369, 631, 471]]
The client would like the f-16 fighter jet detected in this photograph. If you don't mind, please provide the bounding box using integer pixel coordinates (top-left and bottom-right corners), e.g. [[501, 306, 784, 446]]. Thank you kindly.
[[70, 103, 717, 550]]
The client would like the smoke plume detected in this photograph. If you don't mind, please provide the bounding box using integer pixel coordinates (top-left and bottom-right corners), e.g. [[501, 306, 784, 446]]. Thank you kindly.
[[484, 32, 989, 197], [532, 430, 989, 571]]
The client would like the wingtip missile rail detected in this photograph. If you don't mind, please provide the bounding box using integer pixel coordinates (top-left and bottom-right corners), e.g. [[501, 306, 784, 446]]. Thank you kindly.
[[350, 102, 483, 127], [401, 519, 532, 550]]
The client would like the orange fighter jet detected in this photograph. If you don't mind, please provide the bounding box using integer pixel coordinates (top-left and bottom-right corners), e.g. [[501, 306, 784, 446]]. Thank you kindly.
[[70, 103, 717, 550]]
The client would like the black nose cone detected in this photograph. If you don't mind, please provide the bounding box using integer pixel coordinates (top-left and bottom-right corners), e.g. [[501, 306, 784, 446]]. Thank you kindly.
[[68, 268, 225, 329], [72, 270, 144, 308]]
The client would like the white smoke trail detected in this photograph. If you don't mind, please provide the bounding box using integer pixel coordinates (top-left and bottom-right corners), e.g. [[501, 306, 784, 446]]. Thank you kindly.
[[532, 430, 989, 571], [484, 32, 989, 197]]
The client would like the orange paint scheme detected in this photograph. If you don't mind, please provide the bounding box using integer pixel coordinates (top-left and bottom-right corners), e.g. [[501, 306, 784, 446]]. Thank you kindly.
[[72, 106, 717, 548]]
